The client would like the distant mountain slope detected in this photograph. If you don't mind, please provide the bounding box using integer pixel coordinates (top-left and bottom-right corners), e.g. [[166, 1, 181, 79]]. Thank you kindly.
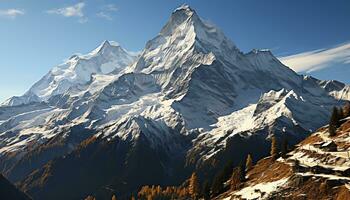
[[0, 174, 31, 200], [1, 41, 137, 107], [217, 117, 350, 200]]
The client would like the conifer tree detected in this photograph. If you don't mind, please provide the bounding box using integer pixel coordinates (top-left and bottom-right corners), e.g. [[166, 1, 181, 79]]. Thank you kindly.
[[270, 136, 278, 160], [343, 102, 350, 118], [230, 167, 242, 190], [339, 108, 344, 121], [246, 154, 253, 171], [292, 159, 300, 172], [329, 107, 339, 136], [189, 172, 200, 199], [319, 181, 329, 193], [281, 137, 288, 158]]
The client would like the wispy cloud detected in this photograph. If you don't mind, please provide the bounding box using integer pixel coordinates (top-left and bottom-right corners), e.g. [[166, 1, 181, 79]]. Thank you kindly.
[[0, 9, 25, 19], [97, 4, 118, 21], [97, 12, 112, 20], [279, 42, 350, 73], [47, 2, 87, 23]]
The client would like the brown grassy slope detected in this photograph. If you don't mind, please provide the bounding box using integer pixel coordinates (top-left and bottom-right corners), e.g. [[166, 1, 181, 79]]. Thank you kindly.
[[216, 118, 350, 200]]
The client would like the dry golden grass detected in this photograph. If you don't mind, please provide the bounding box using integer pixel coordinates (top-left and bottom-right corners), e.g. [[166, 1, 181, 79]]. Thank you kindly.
[[298, 148, 336, 162], [78, 136, 97, 149], [316, 126, 328, 133], [247, 157, 293, 184], [339, 120, 350, 132], [336, 140, 350, 150], [336, 186, 350, 200], [299, 134, 323, 146], [287, 178, 336, 200]]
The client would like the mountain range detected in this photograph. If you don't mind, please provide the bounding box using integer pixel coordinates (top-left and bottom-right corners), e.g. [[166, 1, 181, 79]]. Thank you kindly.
[[0, 4, 349, 200]]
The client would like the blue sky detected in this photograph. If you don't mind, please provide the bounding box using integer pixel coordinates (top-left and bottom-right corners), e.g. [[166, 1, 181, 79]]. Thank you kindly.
[[0, 0, 350, 102]]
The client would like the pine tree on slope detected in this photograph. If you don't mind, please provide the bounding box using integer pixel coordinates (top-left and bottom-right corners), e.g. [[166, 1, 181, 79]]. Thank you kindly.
[[270, 136, 278, 160], [189, 172, 200, 199], [329, 107, 339, 136], [246, 154, 253, 171], [230, 167, 242, 190], [343, 102, 350, 118], [281, 137, 288, 158]]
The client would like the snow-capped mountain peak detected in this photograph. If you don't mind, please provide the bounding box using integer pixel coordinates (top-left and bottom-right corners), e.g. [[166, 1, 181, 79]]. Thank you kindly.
[[173, 4, 193, 12], [129, 4, 241, 101], [88, 40, 122, 58], [160, 4, 198, 35], [160, 4, 238, 55], [1, 41, 137, 106]]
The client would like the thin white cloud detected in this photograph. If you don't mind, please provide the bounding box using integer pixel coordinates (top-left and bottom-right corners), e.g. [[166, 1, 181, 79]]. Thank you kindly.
[[97, 4, 118, 21], [0, 9, 25, 19], [279, 42, 350, 73], [47, 2, 85, 18], [97, 12, 112, 20]]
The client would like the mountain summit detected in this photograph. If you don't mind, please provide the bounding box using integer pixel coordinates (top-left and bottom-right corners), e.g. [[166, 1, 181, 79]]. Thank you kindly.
[[1, 41, 137, 106], [0, 5, 349, 200], [132, 4, 238, 74]]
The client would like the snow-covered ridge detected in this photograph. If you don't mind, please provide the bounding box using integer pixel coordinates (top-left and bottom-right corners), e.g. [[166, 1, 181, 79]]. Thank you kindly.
[[1, 41, 138, 107], [318, 79, 350, 101]]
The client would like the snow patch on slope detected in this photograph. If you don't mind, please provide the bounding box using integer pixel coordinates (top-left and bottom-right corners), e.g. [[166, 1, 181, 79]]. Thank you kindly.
[[232, 178, 289, 200]]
